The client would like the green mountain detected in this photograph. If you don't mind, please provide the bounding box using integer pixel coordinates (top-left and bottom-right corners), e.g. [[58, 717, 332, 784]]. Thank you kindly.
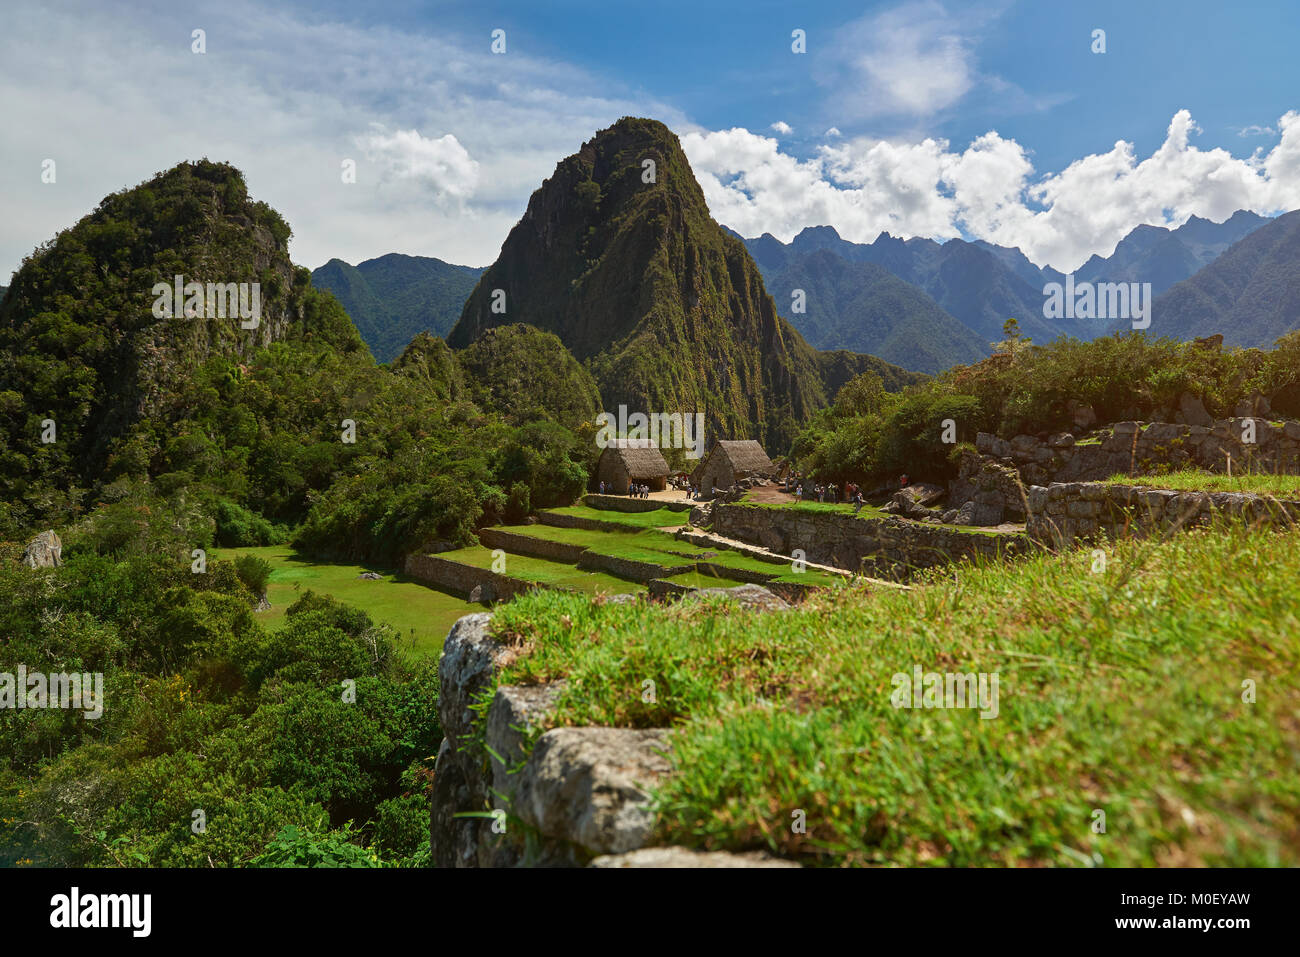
[[0, 160, 367, 512], [1146, 209, 1300, 346], [0, 160, 595, 555], [448, 117, 916, 449], [313, 253, 484, 362], [762, 248, 988, 372]]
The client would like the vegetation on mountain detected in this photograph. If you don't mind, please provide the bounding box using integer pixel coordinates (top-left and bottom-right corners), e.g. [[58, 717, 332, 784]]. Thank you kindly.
[[1150, 210, 1300, 347], [0, 162, 603, 866], [448, 117, 916, 449], [312, 254, 484, 363], [764, 249, 987, 372]]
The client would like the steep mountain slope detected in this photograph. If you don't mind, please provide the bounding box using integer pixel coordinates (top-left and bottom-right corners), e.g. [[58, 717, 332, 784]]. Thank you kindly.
[[448, 117, 916, 449], [1146, 209, 1300, 345], [764, 249, 986, 372], [0, 160, 366, 501], [312, 253, 484, 362]]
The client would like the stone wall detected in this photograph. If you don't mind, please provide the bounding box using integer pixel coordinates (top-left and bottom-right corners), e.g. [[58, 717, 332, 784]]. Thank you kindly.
[[403, 553, 541, 602], [576, 550, 693, 582], [712, 504, 1029, 580], [477, 527, 587, 563], [976, 418, 1300, 487], [582, 494, 693, 514], [1026, 482, 1300, 546]]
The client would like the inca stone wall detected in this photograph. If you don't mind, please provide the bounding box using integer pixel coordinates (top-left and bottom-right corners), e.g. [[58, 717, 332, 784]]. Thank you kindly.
[[711, 504, 1028, 580], [403, 553, 541, 602], [477, 527, 588, 563], [976, 418, 1300, 488], [582, 494, 693, 514], [1025, 482, 1300, 546]]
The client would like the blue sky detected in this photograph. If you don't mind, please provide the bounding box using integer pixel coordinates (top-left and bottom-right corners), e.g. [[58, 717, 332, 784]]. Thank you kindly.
[[2, 0, 1298, 278]]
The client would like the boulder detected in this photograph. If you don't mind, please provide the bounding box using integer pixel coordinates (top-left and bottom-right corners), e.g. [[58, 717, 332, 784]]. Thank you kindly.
[[686, 583, 790, 612], [688, 503, 713, 527], [1178, 392, 1214, 427], [1066, 399, 1097, 431], [487, 682, 568, 804], [513, 727, 672, 855], [438, 613, 510, 755], [20, 530, 61, 568]]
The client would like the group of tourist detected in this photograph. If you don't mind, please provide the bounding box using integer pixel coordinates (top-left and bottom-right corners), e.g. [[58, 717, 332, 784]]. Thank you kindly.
[[788, 476, 869, 514], [597, 480, 653, 499]]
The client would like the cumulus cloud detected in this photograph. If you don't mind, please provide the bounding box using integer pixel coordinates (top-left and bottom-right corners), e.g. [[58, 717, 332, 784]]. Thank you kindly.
[[770, 121, 793, 136], [682, 110, 1300, 272], [355, 128, 480, 204]]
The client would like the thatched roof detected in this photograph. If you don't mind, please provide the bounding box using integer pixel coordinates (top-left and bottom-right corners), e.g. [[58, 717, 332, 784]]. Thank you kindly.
[[712, 439, 774, 474], [600, 439, 669, 478]]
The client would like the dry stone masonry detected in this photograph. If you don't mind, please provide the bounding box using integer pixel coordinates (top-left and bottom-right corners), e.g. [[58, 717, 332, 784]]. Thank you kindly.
[[1026, 482, 1300, 546], [430, 599, 801, 868], [710, 504, 1028, 581]]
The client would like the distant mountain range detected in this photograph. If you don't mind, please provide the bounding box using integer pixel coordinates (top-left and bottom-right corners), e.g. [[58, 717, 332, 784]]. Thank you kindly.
[[312, 254, 484, 362], [311, 183, 1289, 376], [1141, 209, 1300, 345], [736, 210, 1279, 371]]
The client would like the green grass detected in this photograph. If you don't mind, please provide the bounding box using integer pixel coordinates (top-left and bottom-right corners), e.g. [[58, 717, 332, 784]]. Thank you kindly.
[[480, 523, 1300, 866], [212, 545, 482, 657], [661, 569, 752, 590], [500, 523, 841, 587], [542, 505, 688, 528], [741, 498, 885, 519], [1104, 470, 1300, 497], [436, 544, 646, 596]]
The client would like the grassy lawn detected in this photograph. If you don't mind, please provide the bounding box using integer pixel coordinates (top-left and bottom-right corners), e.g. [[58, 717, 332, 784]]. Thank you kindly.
[[212, 545, 481, 657], [542, 505, 688, 528], [436, 544, 645, 596], [500, 523, 842, 587], [1106, 470, 1300, 498], [482, 524, 1300, 866], [741, 498, 886, 519]]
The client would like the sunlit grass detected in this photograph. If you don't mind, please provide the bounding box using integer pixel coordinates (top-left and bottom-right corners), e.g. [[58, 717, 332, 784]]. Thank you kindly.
[[1105, 469, 1300, 497], [212, 545, 481, 656], [481, 524, 1300, 866]]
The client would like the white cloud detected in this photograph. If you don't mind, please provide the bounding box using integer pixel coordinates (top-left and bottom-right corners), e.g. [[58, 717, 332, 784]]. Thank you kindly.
[[682, 110, 1300, 272], [355, 128, 480, 204], [824, 127, 842, 138], [1237, 124, 1276, 137], [0, 0, 686, 278], [770, 121, 793, 135]]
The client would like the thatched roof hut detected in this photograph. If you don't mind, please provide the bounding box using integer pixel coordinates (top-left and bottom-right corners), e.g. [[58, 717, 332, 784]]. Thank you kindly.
[[595, 439, 669, 493], [691, 439, 776, 492]]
